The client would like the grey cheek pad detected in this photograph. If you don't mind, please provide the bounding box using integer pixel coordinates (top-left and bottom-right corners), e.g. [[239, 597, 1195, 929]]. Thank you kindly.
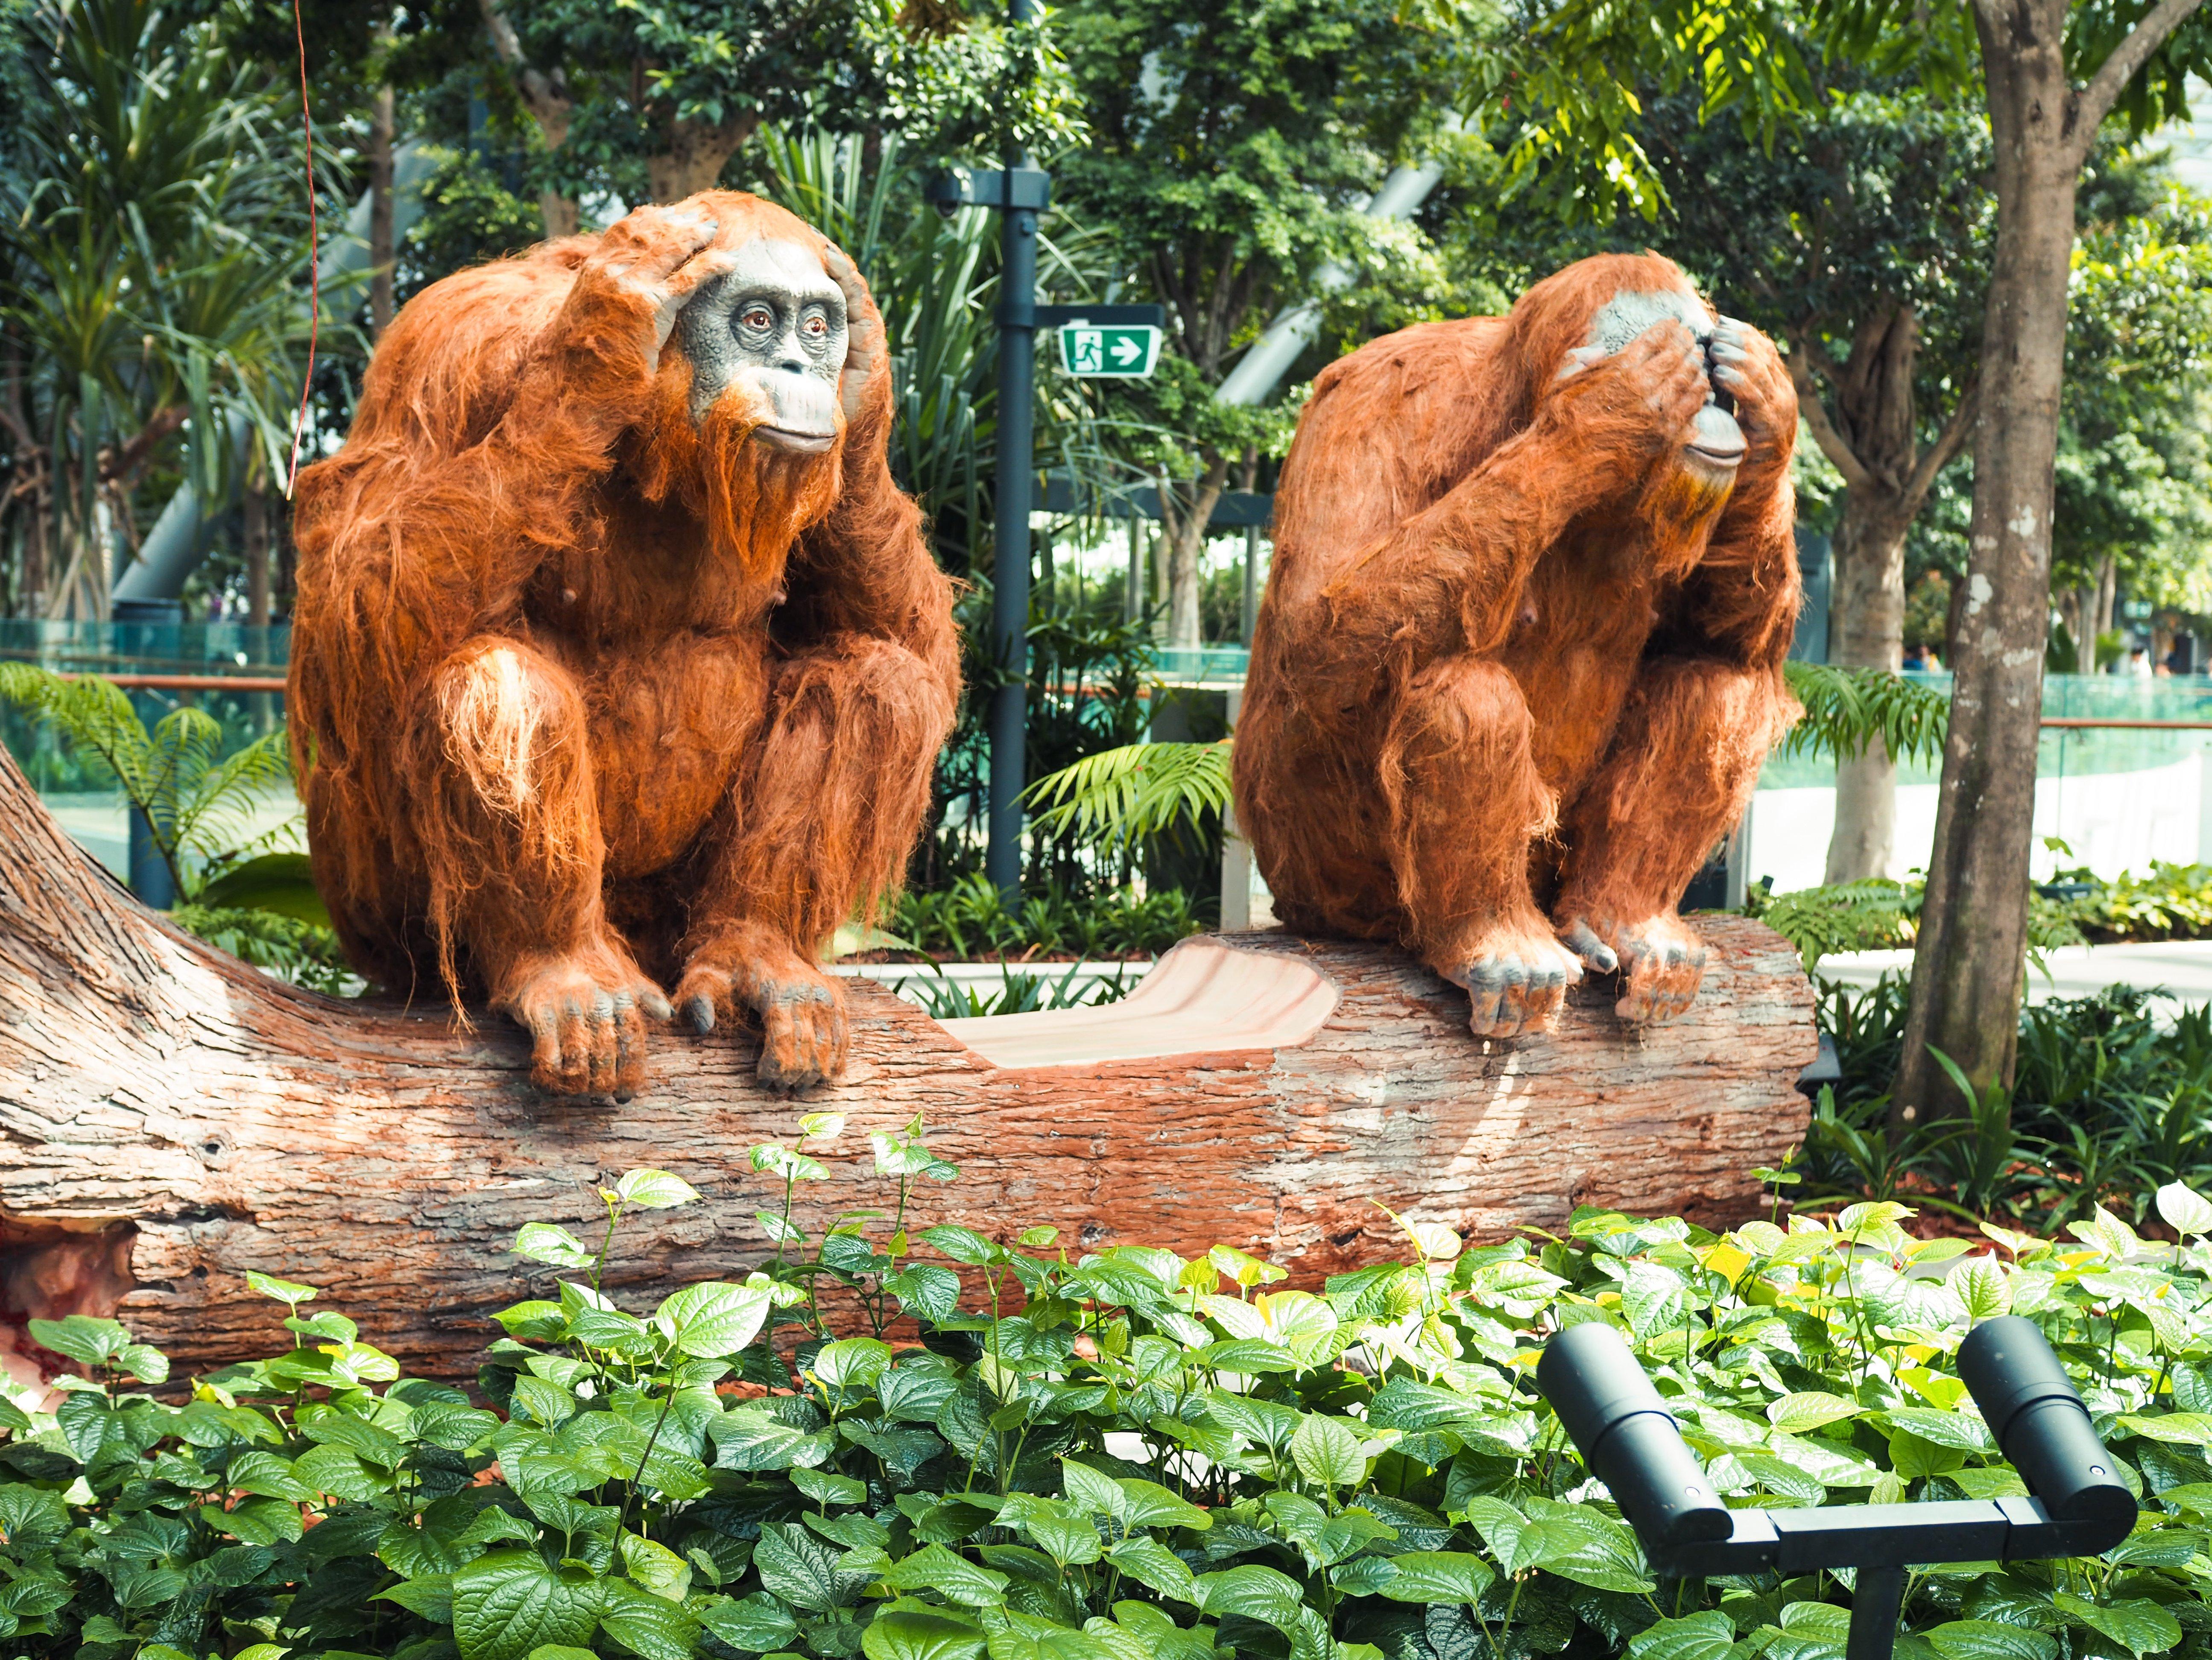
[[1586, 287, 1713, 356], [674, 268, 849, 423]]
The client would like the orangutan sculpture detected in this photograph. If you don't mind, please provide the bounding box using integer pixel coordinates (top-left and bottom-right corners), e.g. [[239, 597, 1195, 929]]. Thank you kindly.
[[290, 196, 958, 1099], [1234, 253, 1800, 1040]]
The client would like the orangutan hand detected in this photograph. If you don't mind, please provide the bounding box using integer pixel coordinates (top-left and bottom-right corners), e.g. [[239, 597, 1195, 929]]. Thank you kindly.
[[1539, 319, 1713, 487], [1706, 319, 1796, 478], [1559, 911, 1707, 1025], [553, 203, 737, 383], [822, 243, 888, 426], [494, 941, 674, 1101], [674, 919, 849, 1094]]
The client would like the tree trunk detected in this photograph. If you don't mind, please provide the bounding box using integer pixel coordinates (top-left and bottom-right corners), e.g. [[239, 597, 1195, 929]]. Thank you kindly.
[[368, 85, 397, 339], [0, 742, 1815, 1380], [647, 117, 755, 203], [1164, 453, 1229, 648], [477, 0, 579, 238], [1896, 3, 2079, 1123], [243, 488, 270, 627], [1824, 488, 1913, 882]]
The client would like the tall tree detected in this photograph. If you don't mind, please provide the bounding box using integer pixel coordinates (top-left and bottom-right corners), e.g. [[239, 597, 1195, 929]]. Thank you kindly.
[[1881, 0, 2212, 1118], [1056, 0, 1469, 647]]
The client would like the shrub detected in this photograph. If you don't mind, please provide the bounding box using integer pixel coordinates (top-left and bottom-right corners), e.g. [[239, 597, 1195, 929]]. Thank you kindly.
[[11, 1131, 2212, 1660], [1802, 977, 2212, 1235], [890, 875, 1208, 962]]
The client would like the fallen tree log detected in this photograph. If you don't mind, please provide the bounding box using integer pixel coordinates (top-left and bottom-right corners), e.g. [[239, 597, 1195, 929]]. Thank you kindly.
[[0, 742, 1815, 1380]]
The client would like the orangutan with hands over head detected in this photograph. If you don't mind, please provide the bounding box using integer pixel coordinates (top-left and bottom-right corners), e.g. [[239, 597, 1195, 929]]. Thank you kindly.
[[1234, 253, 1800, 1040], [289, 193, 959, 1100]]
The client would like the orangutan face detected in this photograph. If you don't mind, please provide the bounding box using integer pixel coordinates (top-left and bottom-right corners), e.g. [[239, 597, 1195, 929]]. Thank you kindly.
[[673, 237, 850, 450], [1585, 286, 1746, 475]]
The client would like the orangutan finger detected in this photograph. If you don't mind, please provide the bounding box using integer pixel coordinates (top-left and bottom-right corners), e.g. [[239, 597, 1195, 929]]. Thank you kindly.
[[1553, 343, 1606, 382], [521, 1005, 565, 1090], [638, 986, 674, 1022], [682, 993, 717, 1036], [551, 998, 593, 1093]]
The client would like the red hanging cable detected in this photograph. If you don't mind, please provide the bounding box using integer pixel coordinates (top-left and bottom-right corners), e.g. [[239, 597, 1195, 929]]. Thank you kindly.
[[284, 0, 319, 498]]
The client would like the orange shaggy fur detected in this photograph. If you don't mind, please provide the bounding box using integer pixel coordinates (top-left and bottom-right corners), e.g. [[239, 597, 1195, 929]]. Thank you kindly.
[[1233, 254, 1802, 1035], [289, 193, 959, 1097]]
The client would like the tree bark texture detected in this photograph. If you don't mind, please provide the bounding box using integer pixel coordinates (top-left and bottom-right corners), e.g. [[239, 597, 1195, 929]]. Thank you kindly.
[[0, 743, 1816, 1380], [1899, 0, 2077, 1119], [369, 85, 397, 340]]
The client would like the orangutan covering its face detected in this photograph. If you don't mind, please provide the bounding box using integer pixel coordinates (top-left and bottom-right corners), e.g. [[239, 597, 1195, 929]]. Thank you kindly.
[[1235, 251, 1803, 1043]]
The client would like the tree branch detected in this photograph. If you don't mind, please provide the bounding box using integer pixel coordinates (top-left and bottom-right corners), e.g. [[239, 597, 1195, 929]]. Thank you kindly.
[[2067, 0, 2209, 168], [1785, 351, 1875, 494], [1904, 378, 1980, 511]]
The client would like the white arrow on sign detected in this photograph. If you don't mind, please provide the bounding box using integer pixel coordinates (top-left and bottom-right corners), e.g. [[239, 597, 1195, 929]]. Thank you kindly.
[[1110, 334, 1143, 366]]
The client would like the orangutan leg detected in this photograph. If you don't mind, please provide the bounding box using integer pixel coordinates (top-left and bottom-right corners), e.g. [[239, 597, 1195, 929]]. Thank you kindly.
[[413, 636, 670, 1097], [1379, 655, 1578, 1039], [675, 633, 945, 1092], [1552, 657, 1779, 1023]]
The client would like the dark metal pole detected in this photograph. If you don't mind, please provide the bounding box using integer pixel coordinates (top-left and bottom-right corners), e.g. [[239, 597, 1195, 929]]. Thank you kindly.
[[985, 3, 1038, 900], [1845, 1565, 1905, 1660]]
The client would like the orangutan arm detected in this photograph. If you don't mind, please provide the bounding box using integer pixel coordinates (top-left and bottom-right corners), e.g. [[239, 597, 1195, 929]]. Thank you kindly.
[[1314, 321, 1715, 678], [295, 206, 735, 657]]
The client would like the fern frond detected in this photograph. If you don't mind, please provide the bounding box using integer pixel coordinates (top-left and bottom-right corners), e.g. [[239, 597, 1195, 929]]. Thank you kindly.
[[1781, 662, 1951, 766], [0, 662, 155, 795], [1025, 740, 1233, 848], [176, 728, 293, 872]]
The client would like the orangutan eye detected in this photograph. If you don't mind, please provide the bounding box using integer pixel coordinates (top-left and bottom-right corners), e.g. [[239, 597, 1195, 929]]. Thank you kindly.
[[801, 313, 828, 339], [738, 304, 775, 333]]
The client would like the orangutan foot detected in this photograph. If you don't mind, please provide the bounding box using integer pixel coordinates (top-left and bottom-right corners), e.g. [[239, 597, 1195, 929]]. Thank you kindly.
[[1438, 924, 1583, 1040], [674, 921, 849, 1094], [495, 943, 673, 1101], [1560, 910, 1707, 1024]]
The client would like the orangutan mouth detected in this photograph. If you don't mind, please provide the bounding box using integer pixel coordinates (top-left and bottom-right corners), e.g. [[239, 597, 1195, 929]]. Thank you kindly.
[[756, 426, 837, 454], [1685, 403, 1746, 468]]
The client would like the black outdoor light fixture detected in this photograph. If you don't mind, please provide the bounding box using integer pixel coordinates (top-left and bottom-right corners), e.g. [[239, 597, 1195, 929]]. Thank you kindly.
[[1536, 1318, 2138, 1660]]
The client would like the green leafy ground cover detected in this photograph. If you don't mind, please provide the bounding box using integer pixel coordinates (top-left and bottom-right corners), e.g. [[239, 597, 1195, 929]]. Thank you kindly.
[[15, 1130, 2212, 1660], [1801, 979, 2212, 1237], [1741, 863, 2212, 973]]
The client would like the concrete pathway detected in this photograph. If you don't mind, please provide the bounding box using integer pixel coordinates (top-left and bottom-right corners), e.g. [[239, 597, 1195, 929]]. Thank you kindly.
[[1817, 938, 2212, 1019]]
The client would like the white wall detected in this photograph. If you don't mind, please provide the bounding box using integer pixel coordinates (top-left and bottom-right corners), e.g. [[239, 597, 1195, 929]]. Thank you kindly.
[[1745, 752, 2207, 893]]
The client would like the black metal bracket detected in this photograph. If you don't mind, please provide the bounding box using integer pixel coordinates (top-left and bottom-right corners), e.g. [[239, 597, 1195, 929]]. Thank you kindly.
[[925, 167, 1051, 212], [1537, 1320, 2137, 1660], [1033, 304, 1167, 329]]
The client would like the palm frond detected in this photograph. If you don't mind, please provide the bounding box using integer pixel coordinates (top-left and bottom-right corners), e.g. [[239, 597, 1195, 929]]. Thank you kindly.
[[1781, 662, 1952, 766], [1025, 740, 1233, 849]]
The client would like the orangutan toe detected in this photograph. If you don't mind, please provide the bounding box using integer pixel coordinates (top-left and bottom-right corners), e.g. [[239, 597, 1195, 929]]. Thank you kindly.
[[1613, 929, 1708, 1025], [756, 983, 846, 1095], [1557, 919, 1619, 974], [1455, 935, 1581, 1040]]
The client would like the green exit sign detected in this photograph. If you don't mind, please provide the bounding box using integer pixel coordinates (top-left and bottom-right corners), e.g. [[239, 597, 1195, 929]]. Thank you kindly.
[[1058, 323, 1162, 378]]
